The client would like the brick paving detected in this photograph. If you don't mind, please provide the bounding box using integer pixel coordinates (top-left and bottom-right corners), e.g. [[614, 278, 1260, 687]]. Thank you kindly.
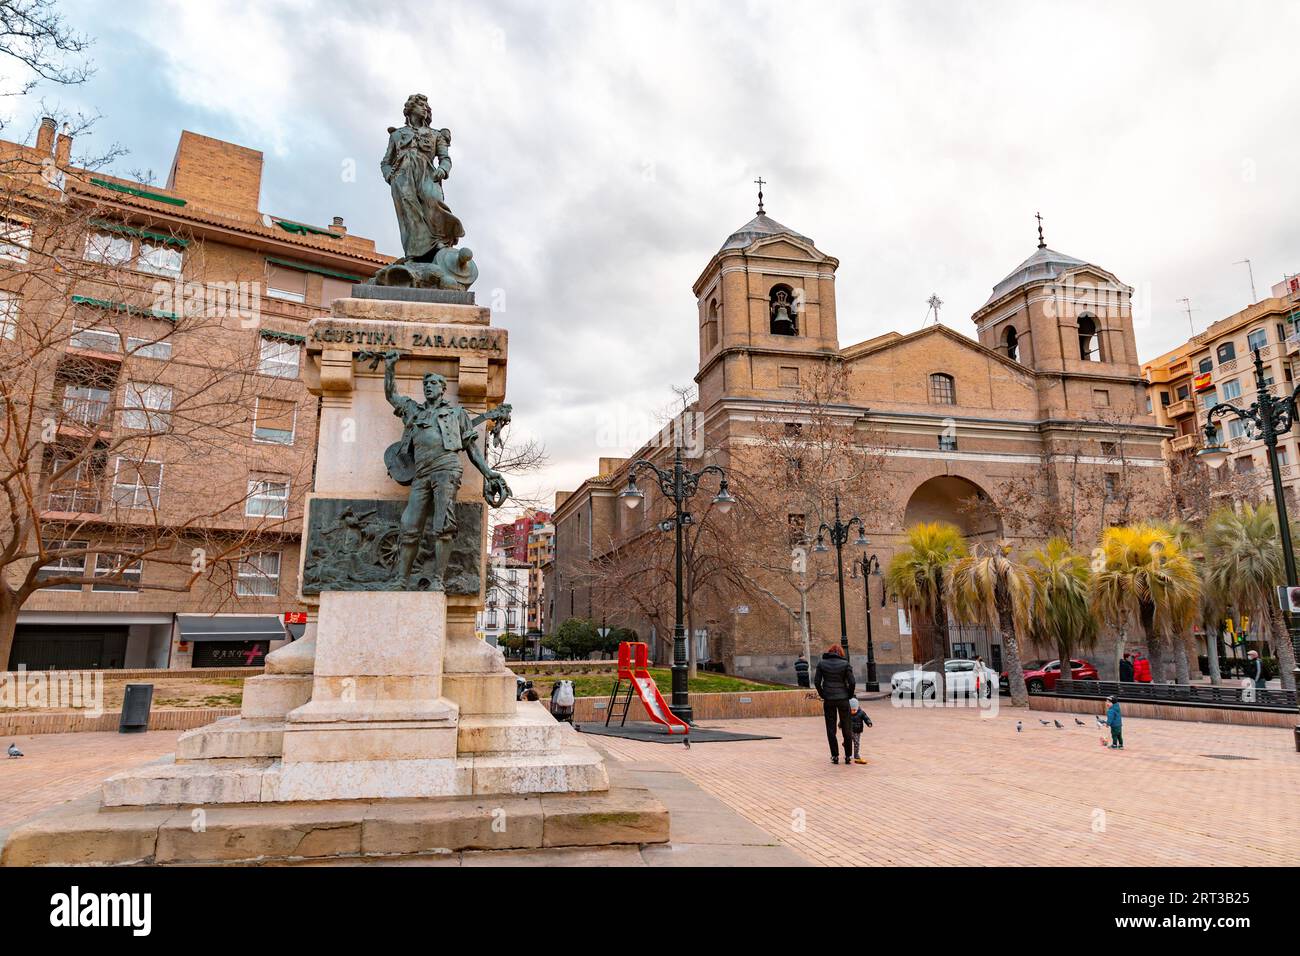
[[593, 701, 1300, 866], [0, 731, 180, 830]]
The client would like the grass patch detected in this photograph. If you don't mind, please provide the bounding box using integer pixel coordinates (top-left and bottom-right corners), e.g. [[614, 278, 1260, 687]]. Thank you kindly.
[[527, 668, 781, 699]]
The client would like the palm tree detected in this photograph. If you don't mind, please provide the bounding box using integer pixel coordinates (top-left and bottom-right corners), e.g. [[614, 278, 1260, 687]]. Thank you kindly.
[[1203, 504, 1298, 691], [885, 522, 967, 671], [948, 541, 1033, 706], [1158, 520, 1201, 684], [1026, 538, 1097, 693], [1090, 524, 1200, 684]]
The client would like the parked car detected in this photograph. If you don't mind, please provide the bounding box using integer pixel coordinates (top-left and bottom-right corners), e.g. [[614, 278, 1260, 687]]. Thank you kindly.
[[1001, 658, 1098, 693], [891, 658, 999, 699]]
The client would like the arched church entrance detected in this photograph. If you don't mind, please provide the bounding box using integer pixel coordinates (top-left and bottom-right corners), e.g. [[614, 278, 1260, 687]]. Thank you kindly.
[[900, 475, 1004, 669]]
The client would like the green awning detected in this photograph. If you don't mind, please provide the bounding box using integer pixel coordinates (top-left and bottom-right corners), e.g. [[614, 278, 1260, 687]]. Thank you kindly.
[[88, 219, 189, 248], [70, 295, 179, 323], [260, 329, 306, 344], [265, 256, 362, 283], [274, 219, 339, 238], [89, 177, 187, 207]]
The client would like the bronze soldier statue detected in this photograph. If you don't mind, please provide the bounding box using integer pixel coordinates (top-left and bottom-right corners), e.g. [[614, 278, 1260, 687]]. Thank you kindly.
[[382, 350, 510, 589]]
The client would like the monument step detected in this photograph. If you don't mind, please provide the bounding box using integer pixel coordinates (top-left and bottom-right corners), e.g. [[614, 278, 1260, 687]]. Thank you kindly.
[[240, 673, 313, 721], [103, 756, 278, 807], [456, 701, 566, 755], [464, 743, 609, 796], [176, 717, 284, 760], [1, 785, 669, 866]]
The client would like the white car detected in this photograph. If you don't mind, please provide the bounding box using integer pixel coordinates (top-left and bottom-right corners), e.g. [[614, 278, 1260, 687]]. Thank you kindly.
[[891, 658, 999, 699]]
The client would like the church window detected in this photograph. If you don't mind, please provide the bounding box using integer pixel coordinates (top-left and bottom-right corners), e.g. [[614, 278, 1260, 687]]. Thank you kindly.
[[1003, 325, 1018, 361], [703, 298, 720, 352], [938, 434, 958, 452], [929, 373, 956, 405], [769, 284, 798, 336], [1078, 314, 1101, 361]]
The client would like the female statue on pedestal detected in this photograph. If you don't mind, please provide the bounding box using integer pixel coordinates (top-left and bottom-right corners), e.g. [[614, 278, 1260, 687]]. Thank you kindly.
[[381, 93, 465, 263]]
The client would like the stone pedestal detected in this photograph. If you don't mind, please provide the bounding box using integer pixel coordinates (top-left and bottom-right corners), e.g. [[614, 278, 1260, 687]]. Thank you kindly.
[[95, 293, 610, 812]]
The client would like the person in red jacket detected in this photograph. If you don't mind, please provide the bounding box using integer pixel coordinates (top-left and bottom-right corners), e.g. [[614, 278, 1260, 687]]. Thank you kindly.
[[1132, 652, 1152, 683]]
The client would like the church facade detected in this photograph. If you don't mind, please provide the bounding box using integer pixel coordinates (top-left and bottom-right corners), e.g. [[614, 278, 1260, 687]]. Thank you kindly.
[[548, 206, 1170, 683]]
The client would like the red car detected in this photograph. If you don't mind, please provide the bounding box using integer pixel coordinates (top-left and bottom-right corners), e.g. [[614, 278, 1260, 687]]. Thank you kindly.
[[1001, 658, 1099, 693]]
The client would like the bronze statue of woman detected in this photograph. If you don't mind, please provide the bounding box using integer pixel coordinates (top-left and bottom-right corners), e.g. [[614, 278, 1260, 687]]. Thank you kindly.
[[381, 93, 465, 262]]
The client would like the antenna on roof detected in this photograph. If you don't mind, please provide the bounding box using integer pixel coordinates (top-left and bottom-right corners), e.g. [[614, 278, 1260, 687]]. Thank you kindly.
[[1035, 211, 1046, 249], [1233, 258, 1257, 304], [754, 176, 766, 216], [922, 293, 944, 329], [1177, 297, 1196, 335]]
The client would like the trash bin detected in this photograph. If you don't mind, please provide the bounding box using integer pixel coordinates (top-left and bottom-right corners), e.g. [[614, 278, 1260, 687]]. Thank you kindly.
[[119, 683, 154, 734]]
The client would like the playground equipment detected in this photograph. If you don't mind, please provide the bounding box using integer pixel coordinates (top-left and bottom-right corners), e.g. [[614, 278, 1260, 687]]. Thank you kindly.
[[605, 642, 690, 735]]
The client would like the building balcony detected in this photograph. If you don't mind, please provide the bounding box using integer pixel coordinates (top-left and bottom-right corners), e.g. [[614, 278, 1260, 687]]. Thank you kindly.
[[1169, 434, 1198, 453], [1166, 398, 1196, 419]]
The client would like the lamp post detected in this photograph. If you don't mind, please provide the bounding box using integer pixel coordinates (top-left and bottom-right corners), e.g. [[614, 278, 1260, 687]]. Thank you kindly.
[[619, 445, 735, 723], [1198, 346, 1300, 749], [812, 494, 869, 665], [851, 553, 883, 691]]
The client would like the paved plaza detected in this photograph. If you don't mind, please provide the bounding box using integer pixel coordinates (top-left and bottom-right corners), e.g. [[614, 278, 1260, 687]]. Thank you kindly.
[[3, 705, 1298, 866]]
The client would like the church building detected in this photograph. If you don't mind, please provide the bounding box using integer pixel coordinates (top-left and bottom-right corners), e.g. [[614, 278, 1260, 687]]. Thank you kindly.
[[549, 200, 1170, 683]]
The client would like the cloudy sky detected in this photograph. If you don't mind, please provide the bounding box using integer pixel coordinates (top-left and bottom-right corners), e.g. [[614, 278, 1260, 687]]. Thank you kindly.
[[16, 0, 1300, 505]]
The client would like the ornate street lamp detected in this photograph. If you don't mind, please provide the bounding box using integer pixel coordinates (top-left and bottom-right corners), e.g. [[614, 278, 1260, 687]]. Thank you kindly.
[[812, 494, 869, 664], [851, 553, 884, 691], [620, 445, 734, 723], [1199, 346, 1300, 748]]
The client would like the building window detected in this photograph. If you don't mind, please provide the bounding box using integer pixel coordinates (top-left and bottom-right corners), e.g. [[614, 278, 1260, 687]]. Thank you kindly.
[[1175, 384, 1190, 401], [253, 397, 296, 444], [1217, 342, 1236, 364], [1199, 387, 1217, 408], [769, 284, 797, 335], [258, 337, 301, 378], [1145, 395, 1152, 414], [1234, 456, 1255, 474], [246, 478, 290, 518], [92, 552, 142, 592], [703, 299, 719, 352], [1277, 324, 1289, 345], [137, 241, 183, 278], [1228, 419, 1247, 440], [236, 551, 281, 597], [0, 219, 32, 262], [122, 383, 172, 430], [0, 290, 18, 339], [1078, 315, 1100, 361], [1247, 328, 1268, 353], [1103, 473, 1119, 500], [127, 334, 172, 360], [1100, 441, 1118, 457], [1003, 325, 1018, 361], [1277, 446, 1290, 468], [929, 373, 956, 405], [110, 458, 162, 510], [938, 434, 958, 452], [71, 323, 121, 353], [1159, 391, 1170, 406], [1221, 379, 1242, 401], [266, 263, 307, 303], [83, 230, 134, 266], [787, 513, 806, 546], [1198, 357, 1213, 374], [35, 540, 87, 591]]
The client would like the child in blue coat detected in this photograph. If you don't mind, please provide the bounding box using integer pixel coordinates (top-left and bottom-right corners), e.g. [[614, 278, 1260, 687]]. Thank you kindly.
[[1105, 696, 1123, 749]]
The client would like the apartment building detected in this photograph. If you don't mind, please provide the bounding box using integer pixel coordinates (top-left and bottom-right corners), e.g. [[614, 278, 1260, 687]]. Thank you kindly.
[[476, 556, 529, 647], [1, 122, 388, 670], [525, 516, 554, 634], [1142, 275, 1300, 506]]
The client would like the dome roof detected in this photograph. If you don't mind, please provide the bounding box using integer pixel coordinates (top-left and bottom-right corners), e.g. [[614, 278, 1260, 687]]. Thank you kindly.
[[985, 244, 1087, 306], [721, 212, 812, 252]]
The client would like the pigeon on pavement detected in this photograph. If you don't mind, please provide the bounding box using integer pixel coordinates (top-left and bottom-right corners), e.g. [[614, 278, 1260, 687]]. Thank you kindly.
[[6, 742, 22, 758], [1074, 718, 1086, 726], [1016, 721, 1022, 733], [1039, 719, 1050, 726], [1095, 715, 1107, 727], [1054, 720, 1064, 729]]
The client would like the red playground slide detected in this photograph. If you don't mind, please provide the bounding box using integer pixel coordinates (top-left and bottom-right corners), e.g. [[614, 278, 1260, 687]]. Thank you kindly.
[[606, 642, 690, 735]]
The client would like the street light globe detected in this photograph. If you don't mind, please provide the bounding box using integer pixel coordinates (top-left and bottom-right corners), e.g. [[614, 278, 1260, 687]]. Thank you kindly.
[[712, 485, 736, 515], [812, 537, 830, 554], [854, 532, 869, 549], [1197, 444, 1229, 470], [620, 481, 644, 509]]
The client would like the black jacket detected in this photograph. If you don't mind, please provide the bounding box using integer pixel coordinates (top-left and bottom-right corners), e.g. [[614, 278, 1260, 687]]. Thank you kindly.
[[1119, 658, 1134, 682], [794, 658, 810, 676], [850, 707, 872, 733], [813, 653, 856, 701]]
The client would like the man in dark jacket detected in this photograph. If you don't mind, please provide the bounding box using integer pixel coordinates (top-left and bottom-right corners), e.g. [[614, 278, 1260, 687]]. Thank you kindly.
[[813, 645, 856, 764], [1247, 650, 1266, 689], [1119, 653, 1134, 683], [794, 653, 810, 688]]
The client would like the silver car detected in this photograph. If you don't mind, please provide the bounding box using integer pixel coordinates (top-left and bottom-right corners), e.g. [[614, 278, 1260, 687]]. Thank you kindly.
[[891, 658, 999, 699]]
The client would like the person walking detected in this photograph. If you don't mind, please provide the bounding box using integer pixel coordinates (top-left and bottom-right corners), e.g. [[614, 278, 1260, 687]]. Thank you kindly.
[[848, 697, 872, 764], [1119, 652, 1134, 683], [794, 653, 811, 688], [1104, 695, 1123, 749], [1247, 650, 1266, 689], [814, 644, 856, 765]]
